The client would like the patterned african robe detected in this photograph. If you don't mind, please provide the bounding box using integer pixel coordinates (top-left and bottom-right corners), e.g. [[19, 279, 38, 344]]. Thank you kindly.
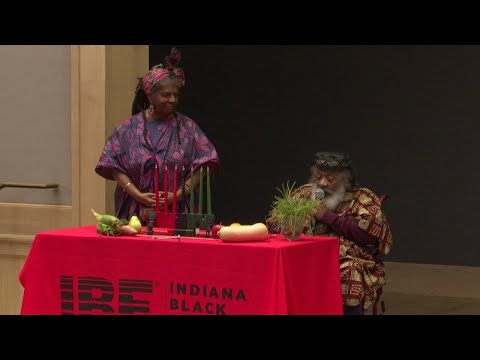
[[96, 112, 219, 221], [292, 184, 393, 310]]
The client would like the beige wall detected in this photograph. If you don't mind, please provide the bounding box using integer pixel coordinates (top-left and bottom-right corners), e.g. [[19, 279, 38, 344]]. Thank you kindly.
[[0, 45, 148, 314], [0, 46, 71, 205], [0, 45, 73, 314]]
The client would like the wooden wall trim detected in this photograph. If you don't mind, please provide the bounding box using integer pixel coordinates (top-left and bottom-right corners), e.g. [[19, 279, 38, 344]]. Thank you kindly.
[[0, 235, 33, 257], [71, 45, 80, 226], [78, 45, 107, 225], [0, 202, 72, 236], [71, 45, 148, 226]]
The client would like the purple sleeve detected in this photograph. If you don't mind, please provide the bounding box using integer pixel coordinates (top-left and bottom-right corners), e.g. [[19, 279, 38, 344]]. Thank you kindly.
[[95, 126, 128, 181], [319, 210, 379, 247], [190, 122, 219, 171]]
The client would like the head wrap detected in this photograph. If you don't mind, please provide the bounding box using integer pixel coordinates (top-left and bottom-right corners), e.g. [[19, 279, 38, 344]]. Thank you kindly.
[[142, 47, 186, 94], [313, 151, 352, 172]]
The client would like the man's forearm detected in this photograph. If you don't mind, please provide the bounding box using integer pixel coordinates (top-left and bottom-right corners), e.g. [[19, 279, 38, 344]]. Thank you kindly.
[[318, 210, 379, 247]]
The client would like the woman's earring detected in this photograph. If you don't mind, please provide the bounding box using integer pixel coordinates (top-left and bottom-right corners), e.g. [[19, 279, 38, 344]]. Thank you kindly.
[[148, 104, 154, 115]]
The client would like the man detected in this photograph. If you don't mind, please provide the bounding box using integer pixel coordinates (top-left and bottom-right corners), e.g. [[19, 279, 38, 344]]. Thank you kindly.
[[292, 151, 393, 315]]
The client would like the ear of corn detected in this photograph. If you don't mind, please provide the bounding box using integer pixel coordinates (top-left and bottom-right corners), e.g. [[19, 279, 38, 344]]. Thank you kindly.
[[91, 209, 119, 226], [92, 209, 124, 236]]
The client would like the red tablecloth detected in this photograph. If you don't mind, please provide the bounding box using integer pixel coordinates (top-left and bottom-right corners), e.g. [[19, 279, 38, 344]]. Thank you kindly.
[[19, 226, 343, 315]]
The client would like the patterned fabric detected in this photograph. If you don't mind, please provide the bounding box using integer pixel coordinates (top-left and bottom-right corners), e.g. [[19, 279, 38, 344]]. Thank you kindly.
[[316, 158, 351, 169], [291, 183, 393, 310], [314, 152, 352, 171], [95, 112, 219, 221], [142, 48, 186, 94]]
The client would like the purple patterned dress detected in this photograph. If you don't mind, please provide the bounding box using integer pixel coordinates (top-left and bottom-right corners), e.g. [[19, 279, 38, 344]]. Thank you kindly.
[[95, 111, 219, 220]]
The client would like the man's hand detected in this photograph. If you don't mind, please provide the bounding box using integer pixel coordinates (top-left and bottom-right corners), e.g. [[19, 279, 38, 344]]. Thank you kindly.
[[315, 201, 328, 220]]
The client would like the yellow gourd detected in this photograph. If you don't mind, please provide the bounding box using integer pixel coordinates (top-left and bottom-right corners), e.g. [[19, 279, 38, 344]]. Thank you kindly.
[[128, 214, 142, 232]]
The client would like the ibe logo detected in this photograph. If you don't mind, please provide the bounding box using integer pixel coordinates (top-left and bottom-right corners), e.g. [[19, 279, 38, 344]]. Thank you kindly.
[[60, 276, 153, 314]]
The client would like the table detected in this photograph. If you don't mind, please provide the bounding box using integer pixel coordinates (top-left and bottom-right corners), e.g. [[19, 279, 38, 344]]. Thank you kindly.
[[19, 226, 343, 315]]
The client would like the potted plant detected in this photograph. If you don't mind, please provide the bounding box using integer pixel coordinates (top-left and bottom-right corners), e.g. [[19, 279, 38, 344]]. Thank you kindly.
[[267, 182, 319, 241]]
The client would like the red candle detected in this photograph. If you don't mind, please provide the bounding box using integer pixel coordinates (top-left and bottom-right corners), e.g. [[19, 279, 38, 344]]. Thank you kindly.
[[182, 165, 186, 213], [164, 165, 168, 214], [154, 163, 159, 217], [172, 164, 178, 213]]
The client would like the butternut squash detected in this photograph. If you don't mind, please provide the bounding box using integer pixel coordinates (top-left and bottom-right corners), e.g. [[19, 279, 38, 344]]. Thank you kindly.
[[219, 223, 269, 242]]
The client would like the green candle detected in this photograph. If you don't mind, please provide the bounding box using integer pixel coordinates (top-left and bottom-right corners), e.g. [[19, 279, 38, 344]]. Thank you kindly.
[[190, 165, 194, 214], [199, 166, 203, 214], [207, 165, 211, 215]]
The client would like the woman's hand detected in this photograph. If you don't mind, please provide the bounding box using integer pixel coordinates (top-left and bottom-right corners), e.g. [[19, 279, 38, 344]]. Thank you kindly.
[[137, 192, 156, 208], [158, 191, 181, 207], [140, 191, 182, 210]]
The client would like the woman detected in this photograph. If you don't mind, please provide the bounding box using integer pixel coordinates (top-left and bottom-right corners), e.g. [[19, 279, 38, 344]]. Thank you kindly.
[[95, 48, 219, 222]]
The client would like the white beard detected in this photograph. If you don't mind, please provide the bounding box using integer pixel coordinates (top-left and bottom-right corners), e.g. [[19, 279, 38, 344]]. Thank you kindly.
[[312, 183, 346, 211]]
